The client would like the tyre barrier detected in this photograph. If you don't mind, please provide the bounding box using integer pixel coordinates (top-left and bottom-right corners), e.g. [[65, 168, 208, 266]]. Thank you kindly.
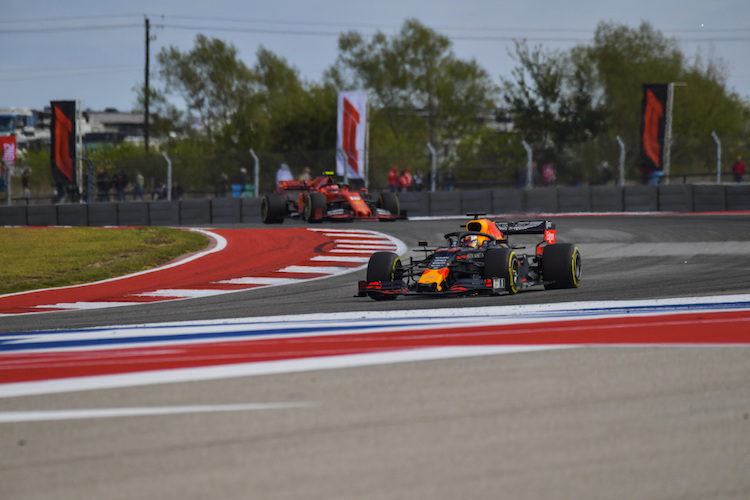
[[1, 184, 748, 226]]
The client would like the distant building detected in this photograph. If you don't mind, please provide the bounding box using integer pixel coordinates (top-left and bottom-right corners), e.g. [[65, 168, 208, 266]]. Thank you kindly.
[[1, 107, 146, 151], [0, 108, 49, 149], [83, 109, 145, 150]]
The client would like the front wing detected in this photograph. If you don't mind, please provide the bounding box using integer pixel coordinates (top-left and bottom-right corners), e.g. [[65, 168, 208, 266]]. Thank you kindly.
[[357, 277, 510, 297]]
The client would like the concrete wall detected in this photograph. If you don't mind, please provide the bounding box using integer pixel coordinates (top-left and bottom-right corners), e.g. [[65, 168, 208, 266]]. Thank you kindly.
[[726, 185, 750, 211], [1, 184, 748, 226]]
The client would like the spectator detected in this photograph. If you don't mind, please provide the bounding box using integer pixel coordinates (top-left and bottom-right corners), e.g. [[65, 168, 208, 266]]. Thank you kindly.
[[217, 171, 229, 198], [388, 165, 399, 193], [542, 163, 557, 186], [171, 181, 184, 200], [515, 164, 527, 189], [597, 161, 613, 185], [276, 163, 294, 182], [298, 166, 311, 182], [413, 169, 424, 191], [650, 170, 664, 185], [731, 156, 746, 183], [398, 166, 413, 192], [113, 168, 129, 201], [639, 164, 651, 185], [134, 170, 145, 201], [96, 168, 111, 201], [22, 168, 31, 200], [443, 167, 455, 191], [236, 167, 249, 196], [155, 183, 168, 200]]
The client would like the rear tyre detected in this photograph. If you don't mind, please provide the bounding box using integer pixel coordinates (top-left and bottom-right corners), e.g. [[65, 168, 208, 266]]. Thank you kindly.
[[366, 251, 402, 301], [483, 248, 519, 294], [303, 192, 327, 222], [261, 194, 286, 224], [542, 243, 581, 289], [377, 192, 400, 218]]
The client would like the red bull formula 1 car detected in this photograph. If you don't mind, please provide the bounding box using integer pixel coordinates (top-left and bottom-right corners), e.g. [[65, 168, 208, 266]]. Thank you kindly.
[[261, 173, 400, 223], [357, 215, 581, 300]]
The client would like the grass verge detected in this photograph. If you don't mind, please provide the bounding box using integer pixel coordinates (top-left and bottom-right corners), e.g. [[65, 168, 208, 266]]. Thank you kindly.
[[0, 226, 209, 295]]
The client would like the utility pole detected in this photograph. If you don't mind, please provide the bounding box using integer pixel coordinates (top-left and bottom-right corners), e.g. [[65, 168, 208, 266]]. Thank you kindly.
[[144, 17, 150, 152]]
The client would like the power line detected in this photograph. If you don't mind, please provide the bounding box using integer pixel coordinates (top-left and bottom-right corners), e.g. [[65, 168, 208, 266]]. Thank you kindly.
[[0, 67, 141, 82], [0, 24, 141, 34], [0, 13, 143, 24], [1, 14, 748, 40]]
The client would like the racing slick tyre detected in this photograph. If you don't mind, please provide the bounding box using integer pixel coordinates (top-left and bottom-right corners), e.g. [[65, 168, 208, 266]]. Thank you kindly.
[[366, 251, 402, 301], [303, 192, 327, 222], [542, 243, 581, 289], [376, 192, 400, 219], [261, 194, 287, 224], [483, 247, 519, 294]]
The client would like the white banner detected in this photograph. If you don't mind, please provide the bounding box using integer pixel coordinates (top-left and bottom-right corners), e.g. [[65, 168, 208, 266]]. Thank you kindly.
[[336, 91, 368, 180]]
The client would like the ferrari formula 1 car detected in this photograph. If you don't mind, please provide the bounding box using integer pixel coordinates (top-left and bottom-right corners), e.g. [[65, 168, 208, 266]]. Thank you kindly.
[[261, 173, 400, 223], [357, 215, 581, 300]]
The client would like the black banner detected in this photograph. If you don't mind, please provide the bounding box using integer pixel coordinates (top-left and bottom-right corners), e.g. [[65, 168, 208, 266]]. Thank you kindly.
[[640, 84, 668, 171], [50, 100, 77, 185]]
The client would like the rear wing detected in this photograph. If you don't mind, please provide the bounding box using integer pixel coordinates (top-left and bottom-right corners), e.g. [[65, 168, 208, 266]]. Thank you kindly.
[[494, 220, 555, 234], [277, 180, 309, 192]]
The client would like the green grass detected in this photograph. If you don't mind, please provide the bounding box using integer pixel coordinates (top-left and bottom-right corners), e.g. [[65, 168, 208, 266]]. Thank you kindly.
[[0, 227, 209, 295]]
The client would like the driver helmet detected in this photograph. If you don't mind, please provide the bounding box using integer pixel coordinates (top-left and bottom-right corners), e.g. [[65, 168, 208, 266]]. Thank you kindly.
[[461, 235, 479, 248]]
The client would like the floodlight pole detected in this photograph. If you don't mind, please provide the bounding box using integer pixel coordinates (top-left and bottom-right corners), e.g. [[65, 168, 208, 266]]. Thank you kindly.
[[144, 17, 151, 152]]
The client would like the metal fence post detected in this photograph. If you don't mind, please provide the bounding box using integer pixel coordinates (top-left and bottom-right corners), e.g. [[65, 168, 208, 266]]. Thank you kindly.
[[521, 141, 533, 188], [711, 131, 721, 183], [83, 157, 95, 204], [162, 152, 172, 201], [249, 149, 259, 197], [427, 142, 437, 192], [616, 136, 626, 186], [2, 159, 10, 206]]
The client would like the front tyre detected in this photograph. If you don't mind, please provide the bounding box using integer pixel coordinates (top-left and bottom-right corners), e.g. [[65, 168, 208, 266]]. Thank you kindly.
[[484, 248, 519, 294], [303, 192, 327, 222], [261, 194, 286, 224], [377, 192, 400, 218], [542, 243, 581, 289], [366, 251, 402, 301]]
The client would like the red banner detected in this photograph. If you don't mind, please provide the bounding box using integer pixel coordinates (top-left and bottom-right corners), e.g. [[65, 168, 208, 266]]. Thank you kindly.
[[50, 100, 77, 185], [0, 135, 16, 166], [336, 91, 368, 180], [640, 84, 668, 171]]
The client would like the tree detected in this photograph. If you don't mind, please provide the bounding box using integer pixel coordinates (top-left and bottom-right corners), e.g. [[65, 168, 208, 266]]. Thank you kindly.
[[584, 21, 748, 174], [501, 40, 608, 182], [242, 47, 337, 153], [585, 22, 684, 138], [329, 19, 498, 167], [156, 35, 254, 140], [504, 22, 749, 182], [132, 84, 189, 141]]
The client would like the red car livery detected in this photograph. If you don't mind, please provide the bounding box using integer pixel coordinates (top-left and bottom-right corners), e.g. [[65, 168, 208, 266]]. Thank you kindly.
[[261, 174, 400, 223]]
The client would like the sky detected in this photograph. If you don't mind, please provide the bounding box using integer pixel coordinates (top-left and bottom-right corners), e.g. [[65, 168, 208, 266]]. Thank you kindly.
[[3, 0, 750, 113]]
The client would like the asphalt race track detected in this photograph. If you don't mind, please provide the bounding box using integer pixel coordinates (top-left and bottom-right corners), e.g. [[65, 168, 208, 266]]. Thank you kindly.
[[1, 213, 750, 499]]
